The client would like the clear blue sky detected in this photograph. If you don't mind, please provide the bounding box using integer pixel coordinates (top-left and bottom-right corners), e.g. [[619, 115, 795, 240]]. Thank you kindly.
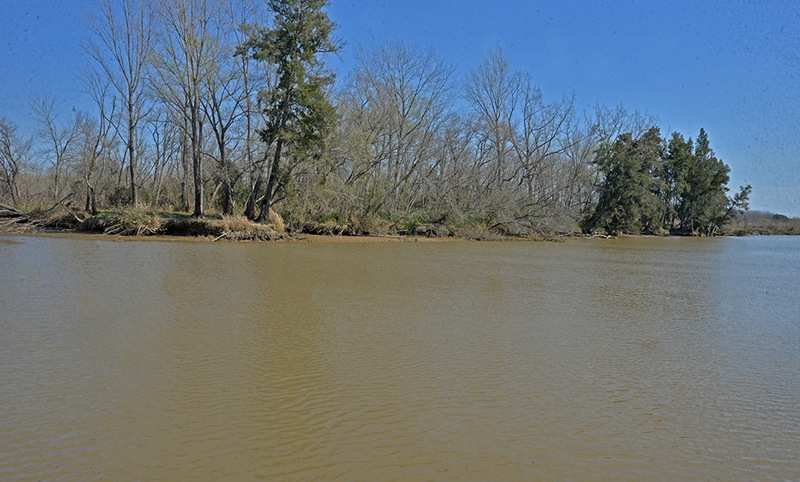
[[1, 0, 799, 215]]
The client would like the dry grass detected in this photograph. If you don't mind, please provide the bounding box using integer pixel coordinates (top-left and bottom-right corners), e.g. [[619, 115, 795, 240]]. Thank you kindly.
[[162, 215, 282, 240], [213, 216, 284, 240], [449, 222, 504, 241], [75, 209, 285, 241], [267, 209, 285, 233], [3, 203, 576, 242], [79, 209, 163, 236]]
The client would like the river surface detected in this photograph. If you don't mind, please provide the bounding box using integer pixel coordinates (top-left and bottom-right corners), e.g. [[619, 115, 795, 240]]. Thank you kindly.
[[1, 234, 799, 481]]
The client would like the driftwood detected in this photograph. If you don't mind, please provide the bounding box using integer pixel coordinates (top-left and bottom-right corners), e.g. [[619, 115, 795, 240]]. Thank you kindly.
[[58, 198, 86, 224], [0, 203, 25, 218], [0, 193, 81, 232], [0, 203, 30, 227], [44, 193, 76, 215]]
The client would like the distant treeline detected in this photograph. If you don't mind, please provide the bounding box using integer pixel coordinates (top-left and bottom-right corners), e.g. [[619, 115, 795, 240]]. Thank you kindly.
[[0, 0, 751, 237], [723, 211, 800, 236]]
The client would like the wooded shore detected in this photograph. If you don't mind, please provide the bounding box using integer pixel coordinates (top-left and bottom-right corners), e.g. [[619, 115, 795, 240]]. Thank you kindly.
[[0, 202, 597, 242], [0, 0, 761, 243]]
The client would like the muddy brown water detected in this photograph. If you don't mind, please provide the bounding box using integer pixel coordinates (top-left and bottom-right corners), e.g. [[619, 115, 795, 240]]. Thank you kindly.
[[1, 234, 799, 481]]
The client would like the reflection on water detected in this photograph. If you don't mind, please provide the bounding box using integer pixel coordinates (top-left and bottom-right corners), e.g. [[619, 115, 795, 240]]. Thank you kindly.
[[1, 235, 798, 481]]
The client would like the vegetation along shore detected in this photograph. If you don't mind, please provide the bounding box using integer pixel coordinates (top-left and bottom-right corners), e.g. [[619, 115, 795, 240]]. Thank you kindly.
[[1, 0, 793, 242]]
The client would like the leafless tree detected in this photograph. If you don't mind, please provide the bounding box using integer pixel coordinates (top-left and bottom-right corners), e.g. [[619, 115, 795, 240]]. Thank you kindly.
[[346, 44, 451, 215], [466, 49, 519, 191], [200, 6, 248, 215], [507, 77, 575, 225], [87, 0, 154, 206], [0, 118, 31, 206], [225, 0, 269, 219], [74, 75, 119, 214], [145, 107, 182, 208], [152, 0, 214, 217], [33, 98, 81, 201]]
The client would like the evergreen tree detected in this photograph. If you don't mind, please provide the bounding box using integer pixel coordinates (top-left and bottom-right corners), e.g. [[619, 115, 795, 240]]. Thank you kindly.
[[678, 129, 732, 235], [243, 0, 337, 222], [581, 127, 663, 235], [662, 132, 693, 230]]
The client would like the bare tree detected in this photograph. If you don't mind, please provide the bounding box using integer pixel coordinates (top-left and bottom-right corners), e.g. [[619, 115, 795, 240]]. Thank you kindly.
[[347, 44, 451, 216], [0, 118, 31, 206], [201, 5, 248, 215], [507, 77, 574, 225], [152, 0, 214, 217], [87, 0, 154, 206], [227, 0, 268, 219], [147, 109, 180, 208], [202, 64, 245, 215], [33, 98, 80, 201], [75, 75, 119, 214], [466, 49, 519, 190]]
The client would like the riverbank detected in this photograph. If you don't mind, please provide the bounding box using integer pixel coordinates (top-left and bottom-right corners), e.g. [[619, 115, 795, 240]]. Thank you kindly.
[[0, 208, 287, 241], [0, 205, 573, 243], [3, 205, 794, 243], [0, 223, 560, 244]]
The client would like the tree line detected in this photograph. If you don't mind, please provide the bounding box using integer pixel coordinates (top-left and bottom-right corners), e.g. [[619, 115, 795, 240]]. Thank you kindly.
[[0, 0, 750, 236]]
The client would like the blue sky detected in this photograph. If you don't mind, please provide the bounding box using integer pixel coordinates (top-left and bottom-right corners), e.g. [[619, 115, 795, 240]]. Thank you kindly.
[[1, 0, 799, 215]]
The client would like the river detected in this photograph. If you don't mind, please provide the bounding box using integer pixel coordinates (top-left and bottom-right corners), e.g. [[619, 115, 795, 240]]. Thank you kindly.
[[1, 234, 798, 481]]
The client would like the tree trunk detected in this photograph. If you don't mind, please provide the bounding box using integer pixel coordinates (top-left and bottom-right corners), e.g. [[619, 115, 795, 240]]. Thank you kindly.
[[128, 100, 137, 206], [192, 115, 203, 217], [189, 88, 204, 218], [6, 177, 19, 206], [220, 148, 233, 215], [257, 138, 283, 223], [180, 128, 190, 212], [152, 142, 162, 207], [244, 175, 261, 220]]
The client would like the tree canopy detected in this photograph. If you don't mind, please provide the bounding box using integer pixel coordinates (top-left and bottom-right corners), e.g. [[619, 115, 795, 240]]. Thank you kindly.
[[582, 127, 751, 236], [242, 0, 337, 222]]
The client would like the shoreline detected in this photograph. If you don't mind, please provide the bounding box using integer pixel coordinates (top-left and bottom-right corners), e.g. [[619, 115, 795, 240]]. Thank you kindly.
[[3, 207, 797, 245], [0, 227, 550, 244], [2, 225, 795, 246]]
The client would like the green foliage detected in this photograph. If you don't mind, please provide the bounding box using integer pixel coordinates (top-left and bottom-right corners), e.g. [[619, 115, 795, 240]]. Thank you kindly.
[[732, 185, 752, 212], [676, 129, 730, 235], [582, 127, 749, 236], [662, 132, 693, 229], [245, 0, 336, 156], [241, 0, 338, 221], [581, 128, 663, 235]]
